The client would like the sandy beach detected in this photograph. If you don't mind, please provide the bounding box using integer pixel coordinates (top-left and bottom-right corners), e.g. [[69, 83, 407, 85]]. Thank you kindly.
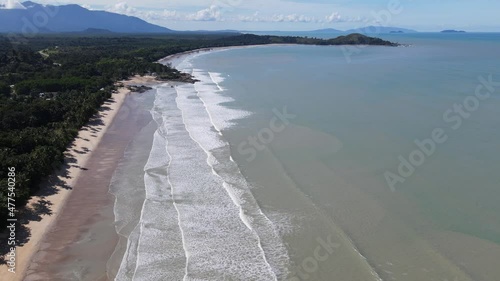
[[0, 46, 299, 281], [0, 46, 234, 280], [0, 76, 156, 281]]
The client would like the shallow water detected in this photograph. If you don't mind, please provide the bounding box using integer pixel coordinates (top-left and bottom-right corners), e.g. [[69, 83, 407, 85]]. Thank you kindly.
[[112, 33, 500, 280]]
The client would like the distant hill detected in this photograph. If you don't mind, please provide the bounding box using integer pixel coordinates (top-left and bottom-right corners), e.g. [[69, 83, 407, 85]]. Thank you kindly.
[[237, 33, 400, 47], [326, 33, 398, 46], [0, 1, 172, 33], [312, 28, 343, 33], [345, 26, 418, 34], [81, 28, 114, 34], [441, 30, 466, 33]]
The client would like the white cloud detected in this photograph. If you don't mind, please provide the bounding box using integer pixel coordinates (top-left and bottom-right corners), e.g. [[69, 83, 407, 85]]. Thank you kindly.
[[237, 12, 260, 22], [325, 12, 341, 23], [145, 10, 179, 21], [271, 14, 318, 23], [107, 2, 138, 15], [238, 12, 319, 23], [80, 3, 92, 10], [237, 12, 356, 24], [324, 12, 367, 23], [1, 0, 26, 9], [162, 10, 179, 19], [103, 2, 365, 25], [106, 2, 222, 22], [186, 5, 222, 21]]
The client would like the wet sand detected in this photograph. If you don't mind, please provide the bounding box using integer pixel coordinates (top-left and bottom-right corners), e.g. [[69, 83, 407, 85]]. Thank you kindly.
[[0, 77, 155, 281], [0, 89, 128, 281], [22, 92, 153, 281], [25, 90, 151, 280]]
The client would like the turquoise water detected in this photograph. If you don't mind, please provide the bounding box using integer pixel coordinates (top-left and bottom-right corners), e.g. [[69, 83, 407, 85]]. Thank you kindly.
[[184, 33, 500, 280]]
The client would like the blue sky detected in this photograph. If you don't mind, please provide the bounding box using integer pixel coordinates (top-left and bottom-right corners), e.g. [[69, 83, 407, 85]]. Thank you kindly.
[[5, 0, 500, 31]]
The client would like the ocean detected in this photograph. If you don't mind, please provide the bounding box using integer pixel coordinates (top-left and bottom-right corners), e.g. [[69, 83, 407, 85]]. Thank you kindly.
[[110, 33, 500, 281]]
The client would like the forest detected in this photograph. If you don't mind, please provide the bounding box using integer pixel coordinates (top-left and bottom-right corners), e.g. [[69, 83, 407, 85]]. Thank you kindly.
[[0, 32, 397, 227]]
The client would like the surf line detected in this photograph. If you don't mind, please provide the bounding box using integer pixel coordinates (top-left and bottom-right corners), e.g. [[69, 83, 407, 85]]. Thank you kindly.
[[175, 69, 279, 280]]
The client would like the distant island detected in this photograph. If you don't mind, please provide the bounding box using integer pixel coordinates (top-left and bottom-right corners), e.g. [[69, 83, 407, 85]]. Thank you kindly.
[[312, 28, 343, 33], [346, 26, 418, 34], [441, 30, 466, 33]]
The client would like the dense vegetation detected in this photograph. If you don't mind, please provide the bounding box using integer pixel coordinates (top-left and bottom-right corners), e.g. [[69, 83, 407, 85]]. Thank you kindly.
[[0, 32, 398, 227], [259, 33, 399, 46]]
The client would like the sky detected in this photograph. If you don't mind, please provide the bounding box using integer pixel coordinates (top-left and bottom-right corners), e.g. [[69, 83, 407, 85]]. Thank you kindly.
[[2, 0, 499, 32]]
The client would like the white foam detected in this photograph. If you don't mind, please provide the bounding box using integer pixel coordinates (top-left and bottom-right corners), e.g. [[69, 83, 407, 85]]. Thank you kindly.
[[113, 52, 292, 280], [114, 224, 140, 281], [112, 87, 189, 281], [114, 82, 277, 280], [169, 83, 278, 280], [189, 69, 252, 130], [174, 66, 291, 279], [132, 107, 187, 281], [208, 72, 225, 91]]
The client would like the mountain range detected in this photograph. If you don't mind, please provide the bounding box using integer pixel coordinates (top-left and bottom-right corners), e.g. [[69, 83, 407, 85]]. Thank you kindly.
[[0, 1, 171, 33], [344, 26, 418, 33], [312, 26, 417, 34]]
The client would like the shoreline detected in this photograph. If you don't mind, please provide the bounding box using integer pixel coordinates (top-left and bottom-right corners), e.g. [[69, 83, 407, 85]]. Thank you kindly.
[[0, 45, 275, 280], [0, 76, 156, 281], [159, 44, 297, 67], [1, 41, 496, 281]]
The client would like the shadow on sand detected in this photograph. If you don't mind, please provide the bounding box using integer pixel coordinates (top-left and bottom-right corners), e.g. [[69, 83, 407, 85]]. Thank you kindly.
[[0, 100, 114, 265], [0, 162, 74, 264]]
